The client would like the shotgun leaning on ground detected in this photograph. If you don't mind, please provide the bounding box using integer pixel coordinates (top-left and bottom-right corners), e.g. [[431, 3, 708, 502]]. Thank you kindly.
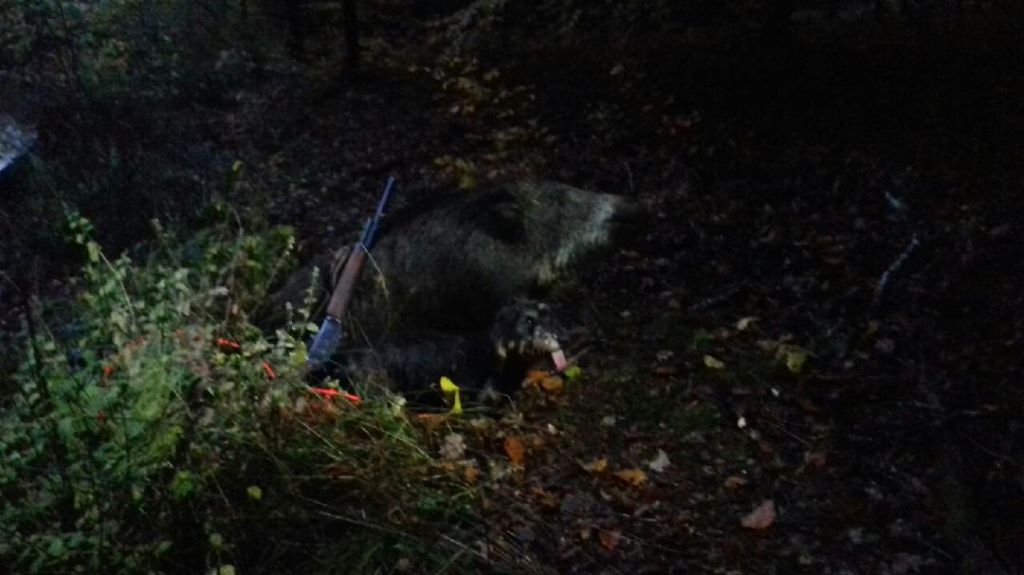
[[305, 177, 396, 376]]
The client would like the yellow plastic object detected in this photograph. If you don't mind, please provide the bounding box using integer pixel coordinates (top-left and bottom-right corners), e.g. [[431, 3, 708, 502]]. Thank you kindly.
[[440, 376, 462, 415], [563, 365, 583, 381]]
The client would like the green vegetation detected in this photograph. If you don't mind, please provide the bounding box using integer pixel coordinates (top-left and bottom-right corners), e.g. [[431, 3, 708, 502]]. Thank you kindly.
[[0, 214, 477, 573]]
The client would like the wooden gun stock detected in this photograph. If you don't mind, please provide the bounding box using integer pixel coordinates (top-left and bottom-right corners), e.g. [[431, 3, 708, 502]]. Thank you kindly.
[[306, 177, 395, 375], [325, 246, 366, 321]]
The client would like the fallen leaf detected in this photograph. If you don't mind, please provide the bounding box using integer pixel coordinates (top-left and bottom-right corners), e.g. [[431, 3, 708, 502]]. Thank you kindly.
[[613, 469, 648, 487], [440, 433, 466, 461], [703, 355, 726, 369], [415, 413, 449, 433], [598, 529, 622, 551], [780, 346, 808, 374], [646, 449, 671, 473], [736, 317, 757, 331], [531, 486, 559, 508], [874, 337, 895, 354], [740, 500, 776, 530], [804, 451, 828, 469], [581, 458, 608, 473], [464, 464, 481, 484], [724, 476, 748, 489], [504, 436, 526, 466], [609, 63, 624, 76], [890, 553, 924, 574], [540, 375, 565, 393], [524, 370, 549, 386]]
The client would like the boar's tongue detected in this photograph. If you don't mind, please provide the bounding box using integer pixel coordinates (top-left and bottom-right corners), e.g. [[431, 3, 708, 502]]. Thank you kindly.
[[551, 349, 567, 372]]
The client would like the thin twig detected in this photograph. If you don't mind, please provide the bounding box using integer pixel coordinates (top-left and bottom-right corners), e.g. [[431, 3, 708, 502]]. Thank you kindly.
[[307, 507, 411, 539], [20, 269, 76, 531], [871, 235, 920, 314], [966, 436, 1017, 464], [884, 190, 908, 218], [687, 287, 741, 314], [97, 249, 139, 328]]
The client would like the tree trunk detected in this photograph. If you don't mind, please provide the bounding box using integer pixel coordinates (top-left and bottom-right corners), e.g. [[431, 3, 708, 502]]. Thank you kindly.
[[343, 0, 360, 68], [765, 0, 795, 44], [285, 2, 305, 60]]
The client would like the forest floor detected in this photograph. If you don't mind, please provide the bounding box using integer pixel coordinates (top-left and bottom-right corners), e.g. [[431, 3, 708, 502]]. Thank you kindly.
[[209, 13, 1024, 573], [192, 13, 1022, 571], [5, 6, 1023, 574]]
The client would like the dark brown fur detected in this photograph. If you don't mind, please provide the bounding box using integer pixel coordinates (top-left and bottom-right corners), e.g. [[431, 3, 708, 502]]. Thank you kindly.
[[334, 299, 564, 406], [262, 179, 639, 343]]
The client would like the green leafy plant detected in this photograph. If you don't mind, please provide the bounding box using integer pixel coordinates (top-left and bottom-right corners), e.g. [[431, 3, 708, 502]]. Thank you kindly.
[[0, 214, 478, 573]]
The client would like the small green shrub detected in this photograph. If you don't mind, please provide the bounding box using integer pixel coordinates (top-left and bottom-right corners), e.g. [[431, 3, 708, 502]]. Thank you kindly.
[[2, 0, 260, 107], [0, 214, 478, 574]]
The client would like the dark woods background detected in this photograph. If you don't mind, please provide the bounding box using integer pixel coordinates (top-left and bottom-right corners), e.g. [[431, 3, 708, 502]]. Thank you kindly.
[[2, 0, 1020, 257], [1, 1, 1023, 573], [2, 0, 1021, 254]]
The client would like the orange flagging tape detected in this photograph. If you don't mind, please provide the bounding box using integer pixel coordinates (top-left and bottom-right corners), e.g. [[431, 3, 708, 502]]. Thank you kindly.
[[311, 387, 362, 404], [261, 361, 276, 380], [215, 338, 242, 351]]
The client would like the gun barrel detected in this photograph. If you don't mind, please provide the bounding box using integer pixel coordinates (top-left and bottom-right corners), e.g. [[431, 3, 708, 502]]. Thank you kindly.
[[362, 176, 396, 248]]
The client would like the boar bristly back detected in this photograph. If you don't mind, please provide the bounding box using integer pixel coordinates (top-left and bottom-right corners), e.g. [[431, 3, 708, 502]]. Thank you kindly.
[[349, 180, 637, 338], [260, 180, 639, 340]]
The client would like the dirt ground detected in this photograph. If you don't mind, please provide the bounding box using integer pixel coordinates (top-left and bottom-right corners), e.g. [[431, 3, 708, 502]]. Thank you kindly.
[[196, 13, 1017, 571]]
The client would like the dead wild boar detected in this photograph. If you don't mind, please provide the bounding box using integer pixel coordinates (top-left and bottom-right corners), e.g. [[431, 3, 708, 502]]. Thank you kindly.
[[265, 179, 640, 340], [337, 299, 566, 406]]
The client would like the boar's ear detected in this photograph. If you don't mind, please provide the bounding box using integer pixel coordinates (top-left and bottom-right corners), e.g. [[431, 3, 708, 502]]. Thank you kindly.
[[462, 190, 526, 244], [487, 197, 527, 243]]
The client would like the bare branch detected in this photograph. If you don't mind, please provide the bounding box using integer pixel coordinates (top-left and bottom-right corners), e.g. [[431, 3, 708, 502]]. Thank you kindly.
[[871, 235, 920, 314]]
